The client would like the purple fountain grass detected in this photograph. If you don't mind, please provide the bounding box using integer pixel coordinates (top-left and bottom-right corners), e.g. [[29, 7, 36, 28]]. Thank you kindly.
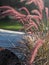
[[31, 10, 41, 16], [25, 0, 44, 13], [0, 6, 38, 30], [19, 7, 30, 15], [31, 10, 42, 19], [0, 6, 26, 17], [27, 15, 42, 20], [0, 6, 26, 24], [28, 39, 44, 65], [36, 0, 44, 12], [25, 19, 38, 30], [27, 14, 42, 25], [25, 0, 36, 5], [31, 9, 42, 24], [0, 0, 48, 64], [45, 7, 49, 19], [20, 0, 25, 2]]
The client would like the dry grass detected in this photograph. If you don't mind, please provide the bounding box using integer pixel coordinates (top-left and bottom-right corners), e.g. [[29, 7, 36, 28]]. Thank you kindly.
[[19, 32, 49, 65]]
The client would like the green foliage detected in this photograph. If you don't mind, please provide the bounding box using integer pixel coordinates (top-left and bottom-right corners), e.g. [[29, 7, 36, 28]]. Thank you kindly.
[[0, 20, 23, 31]]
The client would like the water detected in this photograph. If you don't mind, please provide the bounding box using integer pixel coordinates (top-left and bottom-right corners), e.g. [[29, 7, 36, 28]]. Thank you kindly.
[[0, 32, 24, 47], [0, 31, 26, 60]]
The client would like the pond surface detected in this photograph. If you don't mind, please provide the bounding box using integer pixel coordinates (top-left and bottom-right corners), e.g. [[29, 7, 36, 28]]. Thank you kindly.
[[0, 31, 26, 60]]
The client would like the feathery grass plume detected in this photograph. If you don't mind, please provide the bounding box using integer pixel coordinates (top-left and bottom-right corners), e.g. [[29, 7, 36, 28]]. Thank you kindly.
[[31, 9, 43, 25], [29, 39, 44, 65], [25, 0, 44, 13], [24, 19, 38, 30], [0, 6, 27, 24], [16, 1, 48, 65], [0, 1, 49, 65], [31, 10, 42, 20], [20, 0, 25, 2], [29, 20, 38, 29], [27, 14, 42, 25], [0, 6, 39, 31], [19, 7, 30, 15], [45, 7, 49, 19], [25, 0, 36, 5], [0, 6, 26, 17], [27, 15, 42, 20], [36, 0, 44, 12]]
